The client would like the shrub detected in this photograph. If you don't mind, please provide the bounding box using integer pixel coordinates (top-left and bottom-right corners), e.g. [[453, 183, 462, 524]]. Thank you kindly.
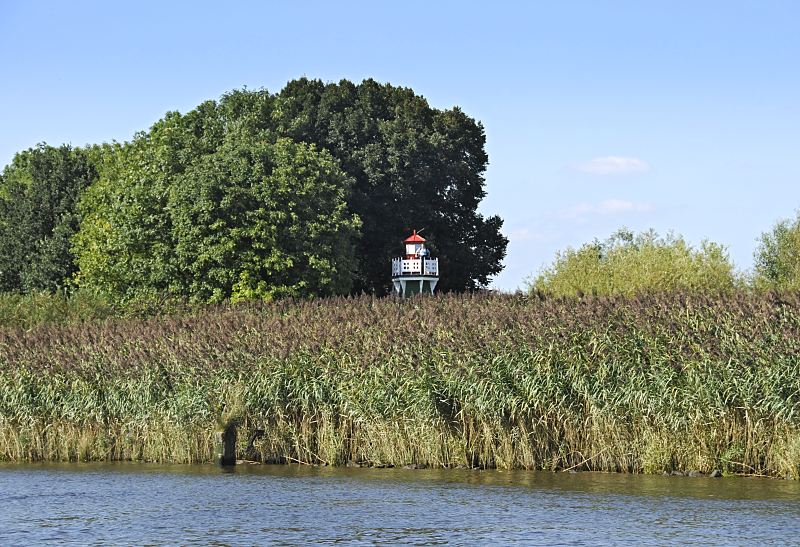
[[753, 211, 800, 290], [529, 228, 739, 297], [0, 290, 113, 329]]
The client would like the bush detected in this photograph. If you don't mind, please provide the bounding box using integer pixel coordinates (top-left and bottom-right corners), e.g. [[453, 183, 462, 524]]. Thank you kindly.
[[529, 228, 739, 297], [0, 290, 114, 329], [753, 211, 800, 290]]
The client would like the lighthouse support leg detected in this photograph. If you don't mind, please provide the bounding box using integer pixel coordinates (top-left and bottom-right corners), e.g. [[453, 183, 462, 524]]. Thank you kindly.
[[393, 277, 437, 298]]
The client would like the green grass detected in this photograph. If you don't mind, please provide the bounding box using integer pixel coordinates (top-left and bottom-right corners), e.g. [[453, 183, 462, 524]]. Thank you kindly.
[[1, 292, 799, 477]]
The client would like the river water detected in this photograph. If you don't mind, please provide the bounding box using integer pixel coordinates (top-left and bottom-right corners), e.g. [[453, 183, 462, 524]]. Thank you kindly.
[[1, 463, 799, 545]]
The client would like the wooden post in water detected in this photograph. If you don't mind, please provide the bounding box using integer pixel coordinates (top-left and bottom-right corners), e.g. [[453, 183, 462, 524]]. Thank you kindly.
[[215, 424, 237, 466]]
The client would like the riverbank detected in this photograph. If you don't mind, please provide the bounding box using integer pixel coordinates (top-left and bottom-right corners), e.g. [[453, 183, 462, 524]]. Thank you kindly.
[[1, 292, 799, 477]]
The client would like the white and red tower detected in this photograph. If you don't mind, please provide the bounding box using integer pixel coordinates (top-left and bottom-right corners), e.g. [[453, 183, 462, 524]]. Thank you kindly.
[[391, 230, 439, 297]]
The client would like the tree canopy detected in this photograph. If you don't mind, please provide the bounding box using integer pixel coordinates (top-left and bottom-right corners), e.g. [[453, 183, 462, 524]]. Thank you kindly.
[[74, 120, 359, 302], [270, 79, 508, 293], [1, 79, 507, 301], [0, 144, 97, 293], [753, 211, 800, 290], [529, 228, 739, 297]]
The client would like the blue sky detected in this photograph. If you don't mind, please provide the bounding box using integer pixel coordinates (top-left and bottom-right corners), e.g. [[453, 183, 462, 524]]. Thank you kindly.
[[2, 1, 798, 290]]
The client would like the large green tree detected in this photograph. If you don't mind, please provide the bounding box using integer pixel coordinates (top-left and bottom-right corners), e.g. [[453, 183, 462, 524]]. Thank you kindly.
[[10, 79, 505, 300], [82, 80, 508, 296], [0, 144, 97, 293], [272, 78, 507, 293], [74, 119, 359, 302]]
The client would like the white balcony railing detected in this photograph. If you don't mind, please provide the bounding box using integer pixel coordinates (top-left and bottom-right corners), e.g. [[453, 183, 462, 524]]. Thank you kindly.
[[424, 258, 439, 276], [392, 257, 439, 277]]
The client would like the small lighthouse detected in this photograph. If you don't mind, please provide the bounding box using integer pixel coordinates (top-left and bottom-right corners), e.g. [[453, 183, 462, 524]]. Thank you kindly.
[[391, 230, 439, 297]]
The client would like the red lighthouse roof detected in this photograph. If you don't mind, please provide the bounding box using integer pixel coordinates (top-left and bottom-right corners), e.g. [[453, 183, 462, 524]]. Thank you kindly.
[[404, 230, 426, 243]]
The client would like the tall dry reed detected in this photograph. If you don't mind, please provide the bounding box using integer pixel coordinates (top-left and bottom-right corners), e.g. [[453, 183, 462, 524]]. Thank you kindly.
[[1, 292, 799, 477]]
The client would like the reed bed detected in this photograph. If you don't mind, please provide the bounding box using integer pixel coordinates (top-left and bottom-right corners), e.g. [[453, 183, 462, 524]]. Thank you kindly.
[[1, 292, 799, 477]]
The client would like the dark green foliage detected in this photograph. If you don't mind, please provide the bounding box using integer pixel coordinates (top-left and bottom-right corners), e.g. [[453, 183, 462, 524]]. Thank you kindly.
[[68, 79, 506, 299], [272, 78, 508, 293], [170, 135, 359, 301], [1, 292, 799, 476], [0, 144, 97, 292]]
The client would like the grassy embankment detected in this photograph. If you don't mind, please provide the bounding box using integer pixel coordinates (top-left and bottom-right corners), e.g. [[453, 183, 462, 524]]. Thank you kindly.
[[1, 292, 799, 477]]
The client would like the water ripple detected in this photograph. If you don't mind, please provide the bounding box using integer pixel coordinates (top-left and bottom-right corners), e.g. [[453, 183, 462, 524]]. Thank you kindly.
[[1, 463, 799, 545]]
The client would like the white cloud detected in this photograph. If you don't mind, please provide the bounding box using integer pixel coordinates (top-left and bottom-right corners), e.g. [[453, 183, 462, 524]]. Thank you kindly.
[[558, 199, 654, 220], [508, 227, 546, 243], [577, 156, 650, 174]]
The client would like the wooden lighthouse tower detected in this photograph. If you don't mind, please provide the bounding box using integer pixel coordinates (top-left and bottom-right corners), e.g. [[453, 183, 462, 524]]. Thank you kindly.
[[391, 230, 439, 297]]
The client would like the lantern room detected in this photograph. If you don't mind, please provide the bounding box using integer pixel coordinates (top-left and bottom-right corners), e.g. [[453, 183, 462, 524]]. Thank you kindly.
[[405, 230, 427, 258], [391, 230, 439, 297]]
